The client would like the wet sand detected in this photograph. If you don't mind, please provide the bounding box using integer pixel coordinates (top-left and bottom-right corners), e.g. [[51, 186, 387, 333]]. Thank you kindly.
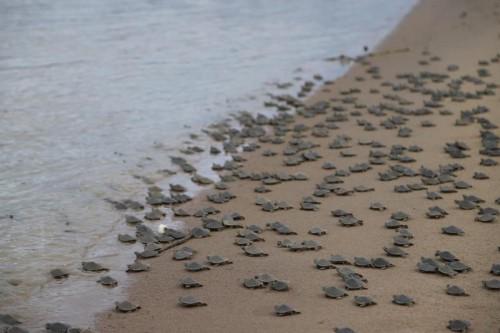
[[97, 0, 500, 332]]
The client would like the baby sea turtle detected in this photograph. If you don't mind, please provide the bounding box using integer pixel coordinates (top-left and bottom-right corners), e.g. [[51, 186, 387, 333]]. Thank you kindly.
[[178, 295, 207, 307], [184, 261, 210, 272], [344, 278, 366, 290], [455, 200, 476, 210], [50, 268, 69, 280], [206, 255, 232, 266], [315, 258, 335, 270], [237, 229, 264, 242], [191, 227, 210, 239], [180, 276, 202, 288], [335, 328, 356, 333], [330, 255, 351, 265], [393, 236, 413, 247], [332, 209, 351, 217], [243, 278, 265, 289], [392, 294, 415, 306], [0, 314, 21, 326], [491, 264, 500, 275], [127, 261, 150, 273], [308, 227, 327, 236], [234, 238, 253, 246], [45, 323, 71, 333], [82, 261, 108, 272], [135, 249, 159, 259], [274, 304, 300, 316], [446, 285, 469, 296], [427, 206, 448, 219], [173, 247, 195, 260], [384, 246, 408, 257], [447, 319, 471, 332], [339, 215, 363, 227], [447, 261, 471, 273], [323, 286, 348, 299], [475, 213, 496, 223], [97, 275, 118, 287], [270, 280, 289, 292], [118, 233, 136, 243], [391, 211, 409, 221], [436, 250, 458, 262], [369, 202, 386, 211], [115, 301, 140, 313], [371, 257, 394, 269], [354, 257, 371, 268], [243, 245, 268, 257], [442, 225, 464, 236], [255, 273, 276, 285], [437, 264, 458, 277], [354, 295, 376, 307], [483, 279, 500, 290], [385, 219, 406, 229], [427, 191, 442, 200], [246, 224, 264, 234]]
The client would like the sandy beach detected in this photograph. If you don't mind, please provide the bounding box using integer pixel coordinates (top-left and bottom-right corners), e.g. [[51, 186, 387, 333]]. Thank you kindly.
[[94, 0, 500, 332]]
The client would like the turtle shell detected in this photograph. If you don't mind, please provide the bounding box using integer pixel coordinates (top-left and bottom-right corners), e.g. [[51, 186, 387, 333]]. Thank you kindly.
[[354, 295, 376, 307], [50, 268, 69, 280], [330, 255, 351, 265], [274, 304, 300, 316], [184, 261, 210, 272], [323, 286, 348, 299], [344, 278, 366, 290], [353, 257, 371, 268], [483, 279, 500, 290], [127, 261, 150, 273], [191, 227, 210, 239], [178, 295, 207, 307], [180, 277, 202, 288], [491, 264, 500, 276], [441, 225, 464, 236], [115, 301, 140, 313], [447, 319, 470, 332], [243, 278, 264, 289], [392, 294, 414, 306], [436, 250, 458, 262], [371, 257, 394, 269], [82, 261, 108, 272], [97, 276, 118, 287], [206, 255, 232, 266], [446, 285, 469, 296], [315, 259, 335, 270], [270, 280, 289, 292], [243, 245, 268, 257], [384, 246, 408, 257], [255, 273, 276, 285]]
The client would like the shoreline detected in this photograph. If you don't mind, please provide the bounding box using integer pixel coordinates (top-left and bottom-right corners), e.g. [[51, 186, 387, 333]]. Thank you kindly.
[[94, 0, 500, 332]]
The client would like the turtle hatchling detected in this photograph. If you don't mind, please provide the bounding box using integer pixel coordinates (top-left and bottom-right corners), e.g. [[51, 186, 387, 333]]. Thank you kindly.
[[274, 304, 300, 316], [370, 202, 386, 211], [115, 301, 140, 313], [442, 225, 464, 236], [323, 286, 348, 299], [315, 258, 335, 270], [483, 279, 500, 290], [184, 261, 210, 272], [392, 294, 415, 306], [243, 278, 265, 289], [384, 246, 408, 257], [344, 278, 366, 290], [127, 261, 150, 273], [309, 227, 327, 236], [243, 245, 268, 257], [180, 277, 202, 288], [97, 276, 118, 287], [436, 250, 458, 262], [447, 319, 471, 332], [491, 263, 500, 275], [330, 255, 351, 265], [339, 215, 363, 227], [50, 268, 69, 280], [354, 295, 376, 307], [354, 257, 371, 268], [391, 211, 409, 221], [82, 261, 108, 272], [178, 295, 207, 307], [446, 285, 469, 296], [270, 280, 289, 291], [371, 257, 394, 269], [174, 247, 195, 260], [191, 227, 210, 239], [206, 255, 232, 266]]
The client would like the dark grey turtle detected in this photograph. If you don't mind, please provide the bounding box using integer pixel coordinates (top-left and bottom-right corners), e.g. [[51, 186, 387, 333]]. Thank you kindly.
[[337, 267, 365, 281], [473, 171, 488, 180], [454, 181, 471, 189], [331, 209, 351, 217], [392, 294, 415, 306], [371, 257, 394, 269], [436, 250, 458, 262], [4, 326, 29, 333], [82, 261, 108, 272], [237, 229, 264, 242], [45, 322, 71, 333], [202, 218, 225, 231], [491, 264, 500, 276], [334, 328, 356, 333], [246, 224, 264, 234], [463, 195, 485, 204], [234, 238, 253, 247], [344, 278, 366, 290], [255, 273, 276, 285], [173, 208, 190, 217], [417, 259, 438, 273], [221, 216, 243, 229], [385, 219, 406, 229], [426, 191, 442, 200], [308, 227, 327, 236], [353, 185, 374, 192], [391, 211, 409, 221], [394, 185, 412, 193], [437, 264, 458, 277], [191, 227, 210, 239], [277, 239, 294, 248], [184, 261, 210, 272], [135, 249, 159, 259], [384, 246, 408, 257], [127, 261, 150, 273], [144, 208, 165, 221], [173, 247, 195, 261], [442, 225, 464, 236], [243, 245, 268, 257], [369, 202, 386, 211], [475, 213, 496, 223], [97, 275, 118, 287], [178, 295, 207, 307], [301, 240, 322, 251], [440, 185, 457, 193], [323, 286, 348, 299], [483, 279, 500, 290], [117, 233, 136, 243], [393, 236, 413, 247], [50, 268, 69, 280], [274, 304, 300, 316], [180, 276, 202, 288], [353, 257, 371, 268], [446, 285, 469, 296], [243, 278, 265, 289], [447, 319, 471, 332], [330, 255, 351, 265], [115, 301, 140, 313], [322, 162, 336, 170], [447, 261, 471, 273], [397, 228, 413, 239], [206, 255, 232, 266], [354, 295, 376, 307], [455, 200, 476, 210], [270, 280, 289, 292], [0, 314, 21, 326], [314, 258, 335, 270], [339, 215, 363, 227], [427, 206, 448, 219], [479, 207, 499, 216]]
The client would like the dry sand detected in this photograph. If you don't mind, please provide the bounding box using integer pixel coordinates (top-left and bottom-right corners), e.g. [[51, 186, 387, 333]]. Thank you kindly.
[[98, 0, 500, 332]]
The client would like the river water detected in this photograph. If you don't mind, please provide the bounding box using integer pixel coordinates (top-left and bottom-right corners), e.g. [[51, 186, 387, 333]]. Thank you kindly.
[[0, 0, 416, 330]]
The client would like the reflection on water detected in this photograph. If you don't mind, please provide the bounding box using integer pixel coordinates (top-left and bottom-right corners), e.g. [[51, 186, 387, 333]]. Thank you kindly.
[[0, 0, 416, 329]]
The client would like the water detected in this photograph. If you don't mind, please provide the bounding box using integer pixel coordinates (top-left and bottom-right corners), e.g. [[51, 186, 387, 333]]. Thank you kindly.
[[0, 0, 416, 329]]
